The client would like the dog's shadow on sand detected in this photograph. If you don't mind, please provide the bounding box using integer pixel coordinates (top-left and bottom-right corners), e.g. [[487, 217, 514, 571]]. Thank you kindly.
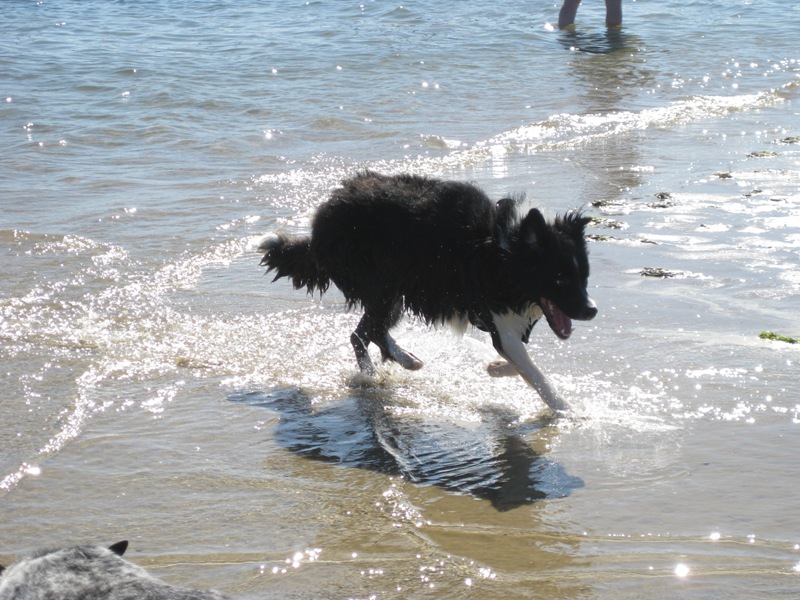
[[230, 387, 583, 511]]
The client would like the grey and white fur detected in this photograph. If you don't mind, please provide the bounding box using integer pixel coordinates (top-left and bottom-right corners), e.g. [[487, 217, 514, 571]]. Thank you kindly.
[[0, 541, 230, 600]]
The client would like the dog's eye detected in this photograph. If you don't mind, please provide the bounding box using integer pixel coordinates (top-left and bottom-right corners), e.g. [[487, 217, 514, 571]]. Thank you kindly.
[[555, 274, 568, 288]]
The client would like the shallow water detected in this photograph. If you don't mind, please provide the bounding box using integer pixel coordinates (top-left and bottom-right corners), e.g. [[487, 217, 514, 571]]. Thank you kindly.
[[1, 1, 799, 598]]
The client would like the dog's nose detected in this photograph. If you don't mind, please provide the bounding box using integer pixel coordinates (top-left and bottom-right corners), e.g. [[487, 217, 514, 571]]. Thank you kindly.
[[582, 298, 598, 320]]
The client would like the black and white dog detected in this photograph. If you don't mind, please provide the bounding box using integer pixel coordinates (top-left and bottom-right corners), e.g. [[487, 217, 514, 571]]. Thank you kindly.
[[260, 171, 597, 413], [0, 541, 229, 600]]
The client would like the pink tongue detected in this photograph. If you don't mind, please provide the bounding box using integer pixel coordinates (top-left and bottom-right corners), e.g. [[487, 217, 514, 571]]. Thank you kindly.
[[541, 298, 573, 339]]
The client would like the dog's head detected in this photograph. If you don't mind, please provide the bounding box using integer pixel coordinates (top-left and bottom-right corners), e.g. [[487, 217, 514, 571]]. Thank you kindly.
[[500, 205, 597, 340]]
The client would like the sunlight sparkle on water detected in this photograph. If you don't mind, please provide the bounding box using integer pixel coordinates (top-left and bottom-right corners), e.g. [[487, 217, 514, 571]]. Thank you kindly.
[[674, 563, 690, 578], [271, 548, 322, 574], [24, 464, 41, 476]]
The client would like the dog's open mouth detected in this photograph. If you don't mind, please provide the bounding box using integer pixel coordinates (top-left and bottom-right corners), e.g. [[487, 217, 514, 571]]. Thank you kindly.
[[540, 297, 572, 340]]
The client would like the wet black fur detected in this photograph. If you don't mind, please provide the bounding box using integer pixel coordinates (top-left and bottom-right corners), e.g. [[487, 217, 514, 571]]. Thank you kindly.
[[260, 171, 594, 369]]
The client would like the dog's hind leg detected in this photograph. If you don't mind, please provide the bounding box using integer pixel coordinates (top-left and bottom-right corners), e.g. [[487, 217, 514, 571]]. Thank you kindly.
[[368, 301, 422, 371], [376, 301, 423, 370], [379, 333, 423, 370], [351, 315, 377, 375]]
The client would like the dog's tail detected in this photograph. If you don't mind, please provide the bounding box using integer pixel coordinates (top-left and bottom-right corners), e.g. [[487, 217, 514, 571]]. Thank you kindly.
[[258, 233, 330, 295]]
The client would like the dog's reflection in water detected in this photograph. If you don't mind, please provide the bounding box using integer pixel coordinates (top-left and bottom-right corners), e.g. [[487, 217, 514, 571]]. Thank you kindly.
[[232, 388, 583, 511]]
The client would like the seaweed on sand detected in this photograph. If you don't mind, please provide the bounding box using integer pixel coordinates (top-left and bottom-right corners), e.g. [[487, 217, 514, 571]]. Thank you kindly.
[[759, 331, 799, 344]]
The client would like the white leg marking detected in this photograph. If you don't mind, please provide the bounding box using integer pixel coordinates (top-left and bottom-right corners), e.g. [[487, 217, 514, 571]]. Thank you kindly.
[[357, 353, 377, 375], [491, 311, 570, 413]]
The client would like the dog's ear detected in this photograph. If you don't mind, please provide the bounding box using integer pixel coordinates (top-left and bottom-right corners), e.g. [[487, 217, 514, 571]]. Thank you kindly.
[[108, 541, 129, 557], [494, 198, 517, 249], [519, 208, 549, 247], [557, 210, 592, 241]]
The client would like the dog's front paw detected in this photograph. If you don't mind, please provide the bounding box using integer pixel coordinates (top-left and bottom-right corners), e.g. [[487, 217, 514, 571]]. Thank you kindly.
[[487, 359, 517, 378]]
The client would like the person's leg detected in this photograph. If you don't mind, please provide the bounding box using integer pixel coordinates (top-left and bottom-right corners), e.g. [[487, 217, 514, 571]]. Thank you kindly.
[[605, 0, 622, 27], [558, 0, 582, 29]]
